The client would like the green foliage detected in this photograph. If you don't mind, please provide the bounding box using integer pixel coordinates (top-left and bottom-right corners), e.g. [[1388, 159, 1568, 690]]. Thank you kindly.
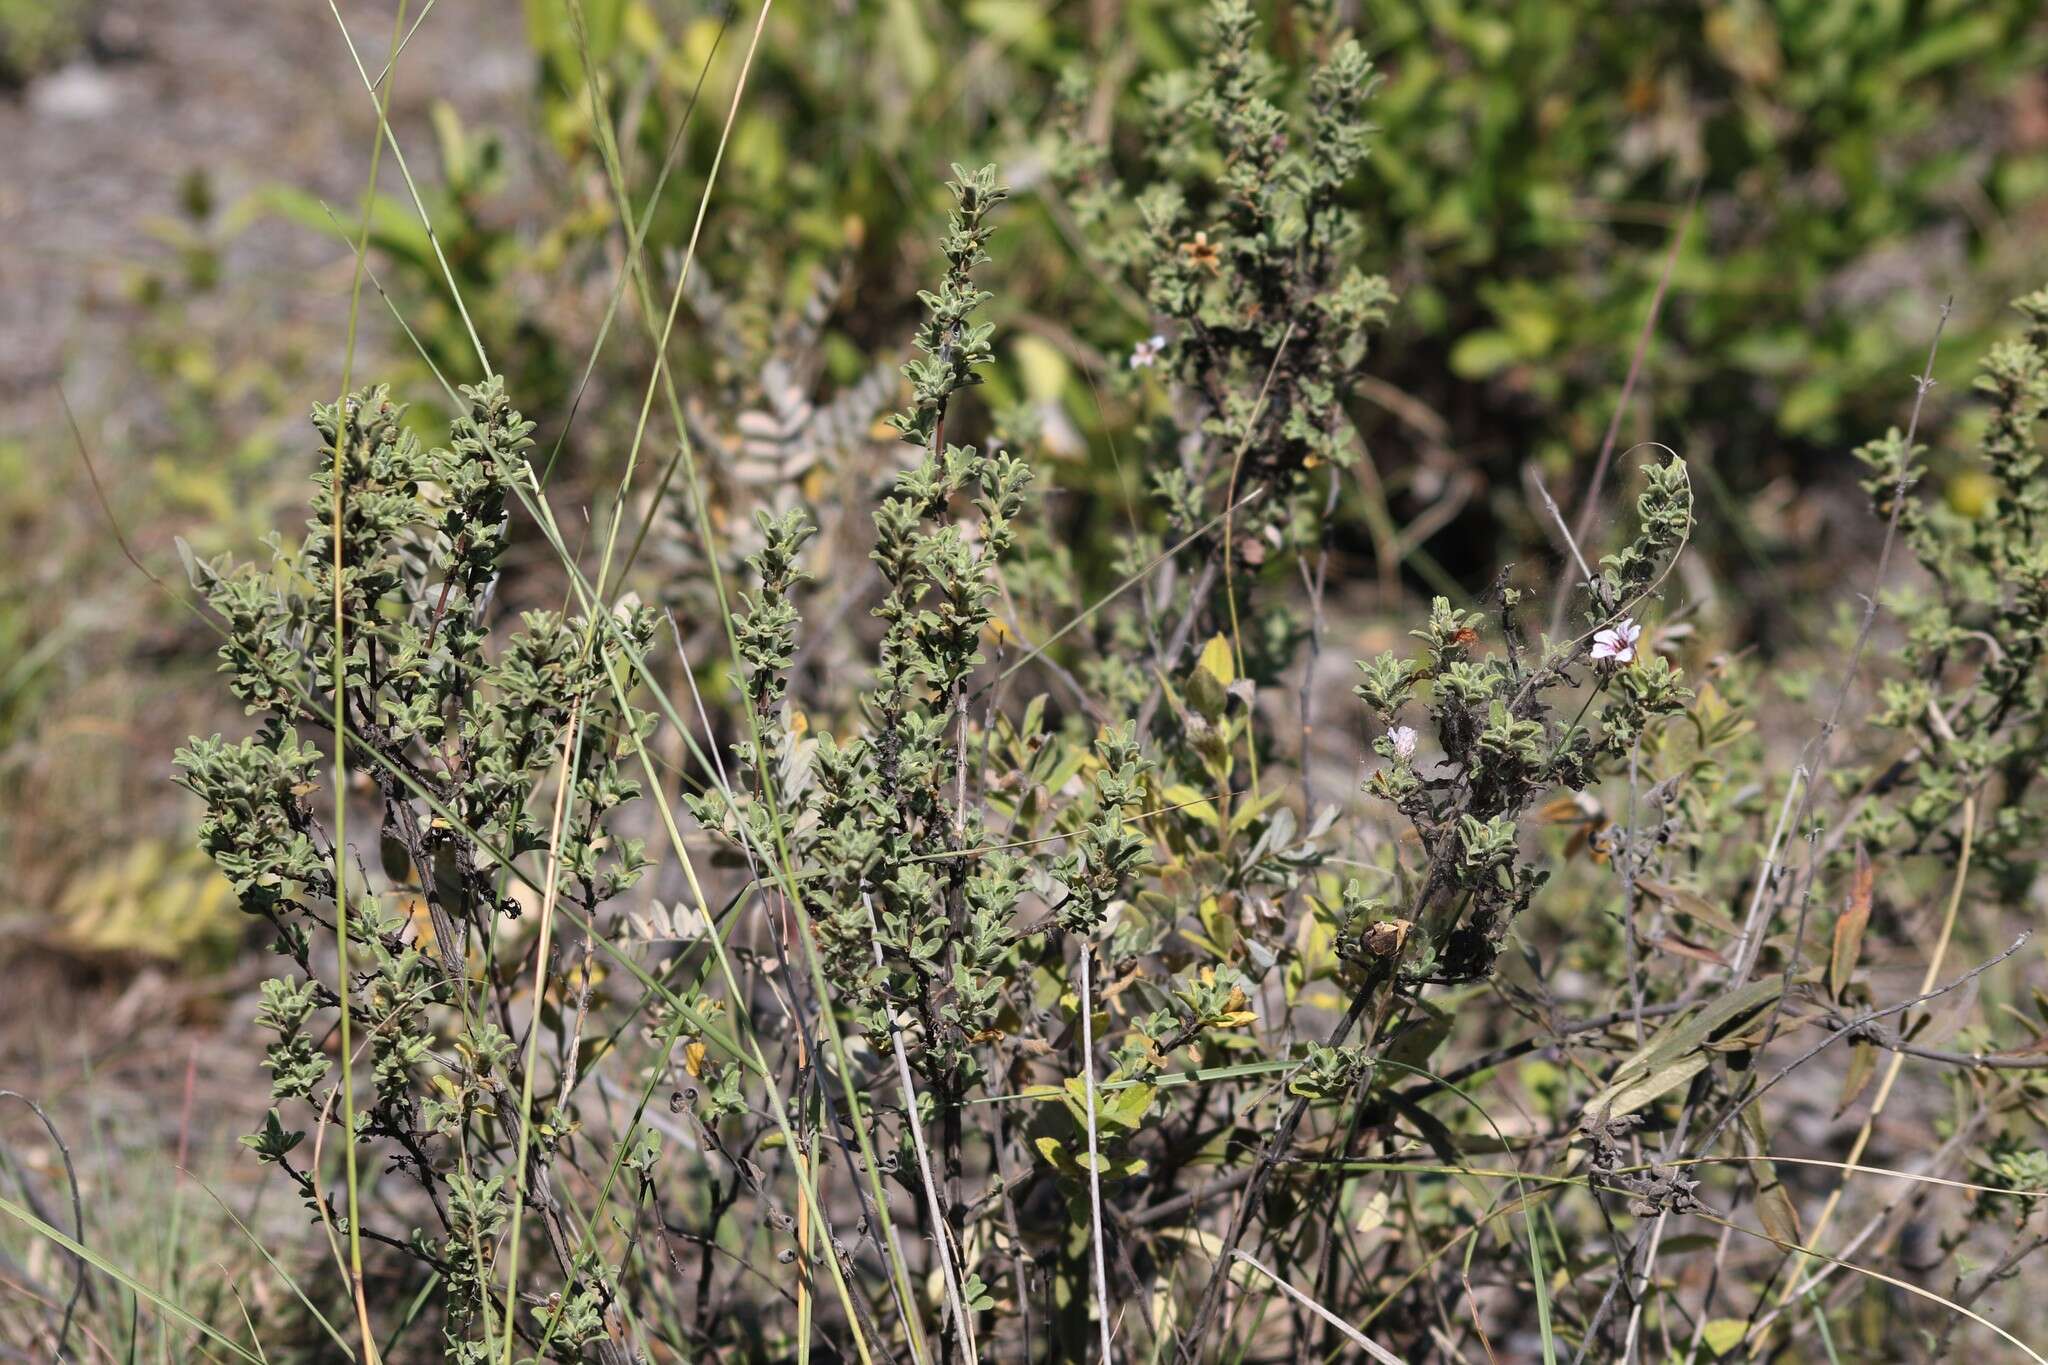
[[1053, 0, 1397, 665], [1351, 461, 1695, 980], [1348, 0, 2048, 443], [129, 7, 2048, 1363], [231, 0, 2048, 624], [175, 379, 658, 1358], [1852, 284, 2048, 881], [435, 1, 2048, 554], [0, 0, 84, 83]]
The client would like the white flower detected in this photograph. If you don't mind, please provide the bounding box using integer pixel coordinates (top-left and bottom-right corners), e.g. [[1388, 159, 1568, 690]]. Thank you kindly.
[[1388, 725, 1418, 760], [1590, 617, 1643, 665], [1129, 333, 1167, 370]]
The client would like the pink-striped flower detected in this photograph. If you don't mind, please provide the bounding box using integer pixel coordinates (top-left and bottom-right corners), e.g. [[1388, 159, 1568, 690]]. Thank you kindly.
[[1590, 618, 1642, 665]]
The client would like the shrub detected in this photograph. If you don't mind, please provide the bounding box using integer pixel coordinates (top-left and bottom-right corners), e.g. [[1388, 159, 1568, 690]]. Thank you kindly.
[[154, 5, 2048, 1363]]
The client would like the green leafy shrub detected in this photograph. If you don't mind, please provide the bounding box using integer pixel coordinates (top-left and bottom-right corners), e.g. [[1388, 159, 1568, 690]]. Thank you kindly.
[[177, 379, 660, 1359], [1851, 287, 2048, 882], [142, 7, 2048, 1364], [0, 0, 86, 84], [307, 0, 2048, 584]]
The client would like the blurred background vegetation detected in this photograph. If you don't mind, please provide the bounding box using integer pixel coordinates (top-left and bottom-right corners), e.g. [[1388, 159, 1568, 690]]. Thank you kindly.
[[1, 0, 2044, 1166]]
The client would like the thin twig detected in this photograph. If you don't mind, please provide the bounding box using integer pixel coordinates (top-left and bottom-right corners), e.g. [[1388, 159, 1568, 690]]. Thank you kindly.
[[1079, 942, 1116, 1364], [1547, 181, 1699, 636], [0, 1093, 86, 1356]]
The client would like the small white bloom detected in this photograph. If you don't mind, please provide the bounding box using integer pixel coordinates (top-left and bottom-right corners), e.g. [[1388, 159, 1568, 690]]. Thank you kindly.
[[1590, 617, 1643, 665], [1388, 725, 1418, 760], [1129, 333, 1167, 370]]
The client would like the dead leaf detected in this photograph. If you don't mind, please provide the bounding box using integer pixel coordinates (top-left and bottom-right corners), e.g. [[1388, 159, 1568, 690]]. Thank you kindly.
[[1907, 976, 1980, 1050], [1585, 979, 1782, 1119], [1643, 933, 1730, 968], [1836, 1037, 1878, 1116], [1829, 846, 1873, 1003], [1637, 878, 1741, 936], [1739, 1106, 1802, 1246]]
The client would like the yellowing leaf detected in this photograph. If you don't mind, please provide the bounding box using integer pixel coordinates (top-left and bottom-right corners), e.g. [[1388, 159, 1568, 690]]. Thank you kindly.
[[1161, 782, 1219, 827], [1948, 468, 1996, 518], [1104, 1083, 1156, 1129], [1701, 1318, 1748, 1356], [622, 0, 667, 53], [1228, 786, 1288, 836], [1011, 333, 1070, 401], [1449, 328, 1519, 379], [1196, 633, 1236, 687]]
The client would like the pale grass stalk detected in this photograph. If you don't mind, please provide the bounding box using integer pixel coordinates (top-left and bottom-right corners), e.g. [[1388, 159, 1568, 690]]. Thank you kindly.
[[1339, 1157, 2039, 1363], [366, 0, 437, 87], [796, 1034, 815, 1362], [602, 660, 883, 1365], [333, 3, 805, 1350], [1680, 1225, 1739, 1363], [863, 893, 981, 1364], [1743, 1135, 1975, 1345], [325, 5, 409, 1358], [1620, 1211, 1665, 1364], [1288, 1152, 2048, 1200], [580, 0, 774, 605], [990, 487, 1266, 691], [1229, 1250, 1405, 1364], [592, 224, 943, 1365], [0, 1094, 82, 1357], [1727, 767, 1806, 981], [495, 698, 586, 1365], [1761, 790, 1977, 1334], [1677, 1152, 2044, 1198], [298, 989, 453, 1357], [306, 1074, 353, 1302], [1749, 305, 1956, 1329], [1692, 1188, 2048, 1365], [0, 1195, 263, 1365], [1217, 323, 1296, 808], [183, 1175, 358, 1361], [551, 17, 870, 1348], [325, 1, 491, 379], [1640, 766, 1918, 1358], [581, 526, 924, 1365], [1531, 469, 1596, 587], [550, 25, 932, 1351]]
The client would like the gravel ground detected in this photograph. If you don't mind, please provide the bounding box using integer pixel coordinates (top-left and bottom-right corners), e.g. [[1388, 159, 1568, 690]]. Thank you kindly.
[[0, 0, 538, 891], [0, 0, 536, 1262]]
